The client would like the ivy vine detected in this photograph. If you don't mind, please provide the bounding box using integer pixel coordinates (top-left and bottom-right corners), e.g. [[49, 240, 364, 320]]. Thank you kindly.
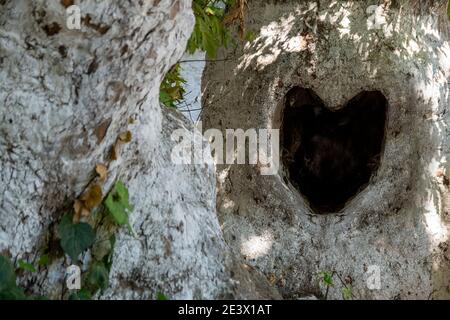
[[159, 0, 243, 108]]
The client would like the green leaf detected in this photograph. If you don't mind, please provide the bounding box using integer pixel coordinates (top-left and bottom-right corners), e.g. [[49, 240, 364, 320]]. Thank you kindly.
[[69, 289, 92, 300], [156, 292, 169, 300], [104, 181, 133, 226], [187, 1, 229, 58], [342, 287, 352, 300], [161, 0, 234, 109], [205, 7, 215, 16], [0, 255, 16, 292], [38, 254, 49, 267], [0, 286, 26, 300], [245, 31, 256, 42], [324, 274, 333, 285], [160, 91, 175, 108], [18, 259, 36, 273], [318, 271, 333, 286], [0, 256, 27, 300], [86, 262, 109, 293], [159, 63, 186, 109], [58, 214, 96, 260]]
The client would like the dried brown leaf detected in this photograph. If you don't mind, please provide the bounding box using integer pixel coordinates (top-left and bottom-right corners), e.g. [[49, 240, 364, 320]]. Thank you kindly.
[[80, 184, 103, 210], [267, 273, 277, 286], [223, 7, 241, 25], [61, 0, 74, 8], [73, 199, 83, 223], [94, 118, 112, 145], [74, 199, 82, 213], [111, 143, 119, 160], [81, 207, 91, 218], [118, 130, 132, 143], [223, 0, 247, 40], [95, 163, 108, 183]]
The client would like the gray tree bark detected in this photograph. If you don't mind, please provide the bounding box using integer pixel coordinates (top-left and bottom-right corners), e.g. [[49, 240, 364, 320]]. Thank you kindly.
[[0, 0, 282, 300], [202, 0, 450, 299], [0, 0, 248, 299]]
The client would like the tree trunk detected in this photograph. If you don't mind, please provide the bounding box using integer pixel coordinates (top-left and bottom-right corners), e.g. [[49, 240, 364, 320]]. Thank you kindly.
[[0, 0, 261, 299], [202, 0, 450, 299]]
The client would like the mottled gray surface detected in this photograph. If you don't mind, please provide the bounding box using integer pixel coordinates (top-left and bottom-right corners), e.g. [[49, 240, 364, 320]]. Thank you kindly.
[[0, 0, 280, 300], [0, 0, 190, 261], [99, 108, 229, 299], [202, 0, 450, 299]]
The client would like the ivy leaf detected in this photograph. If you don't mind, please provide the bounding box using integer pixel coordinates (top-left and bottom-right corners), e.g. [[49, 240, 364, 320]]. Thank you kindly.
[[342, 287, 353, 300], [104, 181, 133, 226], [157, 292, 169, 300], [0, 255, 26, 300], [0, 286, 26, 300], [38, 254, 49, 267], [68, 289, 92, 300], [58, 214, 95, 260], [0, 255, 16, 292], [86, 262, 109, 293], [18, 259, 36, 273], [324, 274, 333, 286], [318, 271, 333, 286]]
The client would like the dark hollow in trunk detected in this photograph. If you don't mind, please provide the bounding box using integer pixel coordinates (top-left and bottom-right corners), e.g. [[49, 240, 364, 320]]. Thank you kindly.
[[281, 87, 388, 214]]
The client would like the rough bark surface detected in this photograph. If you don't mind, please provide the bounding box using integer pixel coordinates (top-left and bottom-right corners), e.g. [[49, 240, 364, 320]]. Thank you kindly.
[[0, 0, 281, 300], [202, 0, 450, 299]]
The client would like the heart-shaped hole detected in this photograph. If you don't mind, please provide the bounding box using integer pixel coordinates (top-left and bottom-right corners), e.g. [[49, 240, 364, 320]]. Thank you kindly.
[[281, 87, 388, 214]]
